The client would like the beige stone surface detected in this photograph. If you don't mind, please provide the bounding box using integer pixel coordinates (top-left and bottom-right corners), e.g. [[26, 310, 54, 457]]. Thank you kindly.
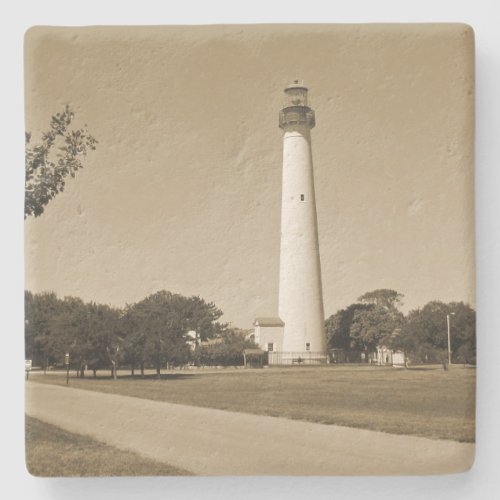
[[26, 381, 475, 476], [24, 24, 475, 327]]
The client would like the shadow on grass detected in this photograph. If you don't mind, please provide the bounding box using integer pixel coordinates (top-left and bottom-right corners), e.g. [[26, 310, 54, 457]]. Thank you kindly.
[[405, 366, 441, 371], [88, 373, 198, 381], [405, 364, 476, 371]]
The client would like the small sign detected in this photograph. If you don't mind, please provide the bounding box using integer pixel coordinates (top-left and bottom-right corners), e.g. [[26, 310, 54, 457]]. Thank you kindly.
[[64, 353, 70, 365], [25, 359, 32, 371]]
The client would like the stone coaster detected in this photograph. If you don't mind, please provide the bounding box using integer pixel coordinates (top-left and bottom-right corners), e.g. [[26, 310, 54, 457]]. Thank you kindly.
[[24, 24, 475, 476]]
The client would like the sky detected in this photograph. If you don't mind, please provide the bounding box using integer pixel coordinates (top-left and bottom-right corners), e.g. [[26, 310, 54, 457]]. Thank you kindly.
[[24, 24, 475, 328]]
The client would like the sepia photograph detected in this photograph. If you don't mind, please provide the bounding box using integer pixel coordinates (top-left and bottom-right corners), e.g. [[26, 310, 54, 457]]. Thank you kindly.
[[24, 23, 475, 476]]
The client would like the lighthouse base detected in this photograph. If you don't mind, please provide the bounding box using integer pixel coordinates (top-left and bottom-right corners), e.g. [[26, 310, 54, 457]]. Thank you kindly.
[[267, 351, 328, 366]]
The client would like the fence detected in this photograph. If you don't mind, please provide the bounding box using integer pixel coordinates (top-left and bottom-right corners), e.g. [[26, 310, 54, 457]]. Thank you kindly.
[[267, 351, 328, 366]]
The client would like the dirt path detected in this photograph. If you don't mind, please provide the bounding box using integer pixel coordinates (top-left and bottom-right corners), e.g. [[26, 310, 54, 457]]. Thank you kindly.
[[25, 381, 474, 475]]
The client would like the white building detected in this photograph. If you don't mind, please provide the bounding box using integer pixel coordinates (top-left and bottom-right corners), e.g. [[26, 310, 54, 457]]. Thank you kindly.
[[253, 317, 284, 354], [371, 346, 406, 368]]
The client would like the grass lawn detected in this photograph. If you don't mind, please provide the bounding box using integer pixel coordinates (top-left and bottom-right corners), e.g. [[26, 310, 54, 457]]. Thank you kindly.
[[31, 364, 476, 442], [25, 416, 191, 477]]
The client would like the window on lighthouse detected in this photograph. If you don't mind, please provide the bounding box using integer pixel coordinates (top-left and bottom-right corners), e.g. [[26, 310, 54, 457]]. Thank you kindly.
[[300, 194, 305, 201], [305, 342, 311, 351]]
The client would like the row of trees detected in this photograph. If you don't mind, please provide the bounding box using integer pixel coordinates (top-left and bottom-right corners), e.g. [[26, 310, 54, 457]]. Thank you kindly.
[[25, 290, 255, 377], [26, 287, 476, 376], [325, 289, 476, 364]]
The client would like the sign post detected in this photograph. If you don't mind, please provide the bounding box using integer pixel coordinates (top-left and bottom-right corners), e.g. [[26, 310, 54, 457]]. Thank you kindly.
[[25, 359, 32, 380], [65, 353, 70, 385]]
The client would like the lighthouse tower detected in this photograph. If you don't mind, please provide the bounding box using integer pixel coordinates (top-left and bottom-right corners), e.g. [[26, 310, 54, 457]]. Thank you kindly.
[[278, 81, 327, 363]]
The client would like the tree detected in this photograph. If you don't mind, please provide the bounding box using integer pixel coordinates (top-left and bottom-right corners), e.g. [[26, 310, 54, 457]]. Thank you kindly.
[[25, 292, 123, 378], [357, 289, 403, 311], [121, 291, 224, 377], [182, 295, 225, 341], [325, 290, 405, 360], [121, 304, 149, 377], [194, 328, 257, 366], [325, 303, 372, 350], [24, 291, 37, 361], [81, 302, 123, 379], [140, 292, 196, 375], [25, 105, 97, 218], [349, 306, 404, 353], [25, 291, 66, 369], [395, 301, 476, 364], [56, 296, 91, 376]]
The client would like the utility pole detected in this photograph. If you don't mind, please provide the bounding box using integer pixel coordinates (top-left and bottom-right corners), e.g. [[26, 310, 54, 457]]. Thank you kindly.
[[446, 313, 455, 366], [65, 352, 70, 385]]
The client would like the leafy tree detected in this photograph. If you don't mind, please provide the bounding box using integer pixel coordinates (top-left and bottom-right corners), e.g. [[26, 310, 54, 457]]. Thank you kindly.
[[141, 292, 194, 375], [25, 105, 97, 218], [25, 292, 122, 377], [121, 304, 149, 377], [325, 303, 372, 350], [325, 290, 405, 359], [81, 303, 123, 378], [357, 289, 403, 311], [395, 301, 476, 364], [182, 295, 225, 341], [56, 296, 90, 376], [194, 328, 257, 366], [455, 342, 476, 365], [121, 291, 224, 377], [25, 291, 37, 361], [350, 306, 404, 353], [25, 291, 65, 369]]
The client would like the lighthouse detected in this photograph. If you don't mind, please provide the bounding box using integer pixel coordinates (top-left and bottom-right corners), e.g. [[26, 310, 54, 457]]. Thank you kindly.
[[277, 81, 327, 363]]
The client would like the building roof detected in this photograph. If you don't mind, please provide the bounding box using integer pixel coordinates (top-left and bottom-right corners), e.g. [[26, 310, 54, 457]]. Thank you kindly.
[[253, 317, 284, 327]]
